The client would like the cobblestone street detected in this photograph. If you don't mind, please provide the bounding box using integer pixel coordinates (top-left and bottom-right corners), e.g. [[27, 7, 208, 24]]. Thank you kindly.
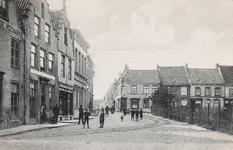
[[0, 113, 233, 150]]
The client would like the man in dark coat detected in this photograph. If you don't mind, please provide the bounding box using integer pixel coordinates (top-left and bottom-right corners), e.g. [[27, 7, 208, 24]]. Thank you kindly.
[[99, 108, 105, 128], [83, 109, 91, 129], [53, 104, 59, 124], [78, 105, 84, 124], [139, 108, 143, 120]]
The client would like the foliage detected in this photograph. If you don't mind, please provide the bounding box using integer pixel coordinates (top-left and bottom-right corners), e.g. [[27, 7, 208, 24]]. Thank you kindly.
[[149, 84, 175, 108]]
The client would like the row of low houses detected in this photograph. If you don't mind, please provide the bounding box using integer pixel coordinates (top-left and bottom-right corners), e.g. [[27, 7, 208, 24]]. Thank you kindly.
[[105, 64, 233, 113], [0, 0, 94, 129]]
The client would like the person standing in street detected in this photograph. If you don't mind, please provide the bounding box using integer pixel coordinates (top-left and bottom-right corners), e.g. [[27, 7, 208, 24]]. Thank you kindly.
[[105, 105, 110, 117], [99, 109, 105, 128], [139, 108, 143, 120], [83, 109, 91, 129], [53, 104, 59, 124], [78, 105, 84, 124], [131, 109, 135, 121], [135, 109, 139, 121]]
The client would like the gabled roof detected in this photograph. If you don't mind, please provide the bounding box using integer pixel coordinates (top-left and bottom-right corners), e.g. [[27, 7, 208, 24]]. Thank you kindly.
[[158, 66, 189, 85], [218, 65, 233, 84], [188, 68, 224, 85], [125, 70, 160, 84]]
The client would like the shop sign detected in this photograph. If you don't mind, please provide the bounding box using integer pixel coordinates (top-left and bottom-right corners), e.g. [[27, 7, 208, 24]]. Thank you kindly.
[[0, 18, 23, 38]]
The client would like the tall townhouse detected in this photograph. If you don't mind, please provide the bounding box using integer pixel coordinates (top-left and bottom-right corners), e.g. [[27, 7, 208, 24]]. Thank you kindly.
[[23, 0, 59, 124], [86, 55, 94, 111], [113, 65, 160, 113], [51, 1, 74, 120], [186, 65, 224, 112], [72, 29, 90, 118], [217, 64, 233, 107], [0, 0, 27, 128], [157, 65, 190, 108]]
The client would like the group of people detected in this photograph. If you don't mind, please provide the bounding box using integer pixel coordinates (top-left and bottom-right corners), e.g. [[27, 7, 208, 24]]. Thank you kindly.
[[78, 105, 91, 129], [130, 108, 143, 121]]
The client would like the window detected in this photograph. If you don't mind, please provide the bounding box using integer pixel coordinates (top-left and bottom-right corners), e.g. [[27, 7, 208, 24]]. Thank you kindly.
[[229, 89, 233, 97], [49, 85, 54, 109], [204, 99, 211, 107], [213, 99, 219, 108], [121, 86, 125, 95], [205, 87, 211, 97], [40, 49, 45, 71], [30, 81, 37, 118], [61, 55, 65, 77], [195, 87, 201, 96], [152, 85, 158, 93], [11, 83, 19, 118], [143, 85, 149, 94], [34, 17, 40, 37], [68, 59, 71, 80], [0, 0, 6, 9], [181, 87, 187, 96], [31, 44, 36, 67], [45, 24, 50, 43], [64, 27, 68, 45], [0, 0, 7, 18], [215, 87, 221, 97], [48, 53, 53, 74], [131, 85, 137, 94], [41, 3, 44, 19], [143, 98, 149, 108], [11, 39, 19, 68]]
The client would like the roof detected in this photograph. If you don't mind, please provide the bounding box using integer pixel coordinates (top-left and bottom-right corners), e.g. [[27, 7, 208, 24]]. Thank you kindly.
[[218, 65, 233, 84], [158, 66, 189, 85], [188, 68, 224, 85], [125, 70, 160, 84]]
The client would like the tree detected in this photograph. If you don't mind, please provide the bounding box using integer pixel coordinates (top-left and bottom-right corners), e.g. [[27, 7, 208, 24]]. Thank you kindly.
[[149, 84, 175, 108]]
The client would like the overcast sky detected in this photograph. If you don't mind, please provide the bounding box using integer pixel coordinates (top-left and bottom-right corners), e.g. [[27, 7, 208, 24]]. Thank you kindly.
[[47, 0, 233, 100]]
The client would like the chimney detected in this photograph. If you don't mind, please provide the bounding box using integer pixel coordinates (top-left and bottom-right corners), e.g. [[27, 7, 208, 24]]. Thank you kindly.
[[185, 63, 188, 68], [216, 63, 219, 69], [62, 0, 66, 11], [125, 65, 129, 71]]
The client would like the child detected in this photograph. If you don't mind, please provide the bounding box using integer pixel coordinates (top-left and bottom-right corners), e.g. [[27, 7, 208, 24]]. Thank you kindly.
[[121, 115, 124, 121], [83, 109, 91, 129], [99, 109, 105, 128]]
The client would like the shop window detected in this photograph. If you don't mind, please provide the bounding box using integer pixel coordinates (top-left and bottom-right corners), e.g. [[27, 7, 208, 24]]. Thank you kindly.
[[143, 98, 149, 108], [11, 39, 19, 68], [11, 83, 19, 118]]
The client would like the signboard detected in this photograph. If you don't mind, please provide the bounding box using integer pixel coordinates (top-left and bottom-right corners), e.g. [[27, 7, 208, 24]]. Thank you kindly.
[[0, 18, 23, 38]]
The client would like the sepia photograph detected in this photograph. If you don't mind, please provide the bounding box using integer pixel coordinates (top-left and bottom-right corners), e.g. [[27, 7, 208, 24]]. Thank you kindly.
[[0, 0, 233, 149]]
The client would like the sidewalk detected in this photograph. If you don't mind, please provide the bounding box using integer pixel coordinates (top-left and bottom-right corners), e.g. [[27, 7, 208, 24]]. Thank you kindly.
[[0, 116, 95, 137]]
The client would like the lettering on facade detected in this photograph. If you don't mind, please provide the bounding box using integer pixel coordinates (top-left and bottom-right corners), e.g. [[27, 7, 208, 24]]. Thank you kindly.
[[0, 19, 23, 38], [74, 32, 90, 51]]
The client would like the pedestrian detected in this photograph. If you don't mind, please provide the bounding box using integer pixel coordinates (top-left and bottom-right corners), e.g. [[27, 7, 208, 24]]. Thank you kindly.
[[139, 108, 143, 120], [131, 109, 135, 121], [41, 103, 46, 123], [53, 104, 59, 124], [83, 109, 91, 129], [78, 105, 84, 125], [135, 109, 139, 121], [99, 109, 105, 128], [105, 105, 110, 117]]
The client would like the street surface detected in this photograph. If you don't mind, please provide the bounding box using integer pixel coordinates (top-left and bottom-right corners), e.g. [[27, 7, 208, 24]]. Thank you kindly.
[[0, 112, 233, 150]]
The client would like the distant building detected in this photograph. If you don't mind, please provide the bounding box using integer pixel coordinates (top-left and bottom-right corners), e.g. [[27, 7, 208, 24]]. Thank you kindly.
[[157, 65, 190, 108]]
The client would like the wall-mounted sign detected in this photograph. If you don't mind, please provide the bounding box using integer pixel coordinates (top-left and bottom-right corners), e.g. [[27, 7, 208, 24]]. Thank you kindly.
[[0, 18, 23, 38]]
